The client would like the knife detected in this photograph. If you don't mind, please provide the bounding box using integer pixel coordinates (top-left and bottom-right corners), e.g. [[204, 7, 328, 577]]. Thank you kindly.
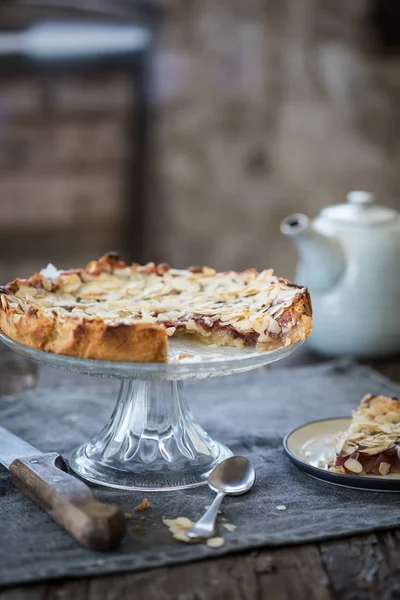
[[0, 425, 126, 550]]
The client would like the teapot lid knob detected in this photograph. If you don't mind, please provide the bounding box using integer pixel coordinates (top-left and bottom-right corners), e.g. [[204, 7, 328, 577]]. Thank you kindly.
[[346, 190, 375, 205]]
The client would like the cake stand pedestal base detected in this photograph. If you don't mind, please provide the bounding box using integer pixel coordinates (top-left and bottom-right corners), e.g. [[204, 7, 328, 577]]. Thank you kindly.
[[0, 331, 302, 491], [69, 379, 233, 491]]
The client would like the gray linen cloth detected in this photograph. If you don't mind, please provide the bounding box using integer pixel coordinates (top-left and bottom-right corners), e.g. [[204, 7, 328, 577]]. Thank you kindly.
[[1, 360, 400, 587]]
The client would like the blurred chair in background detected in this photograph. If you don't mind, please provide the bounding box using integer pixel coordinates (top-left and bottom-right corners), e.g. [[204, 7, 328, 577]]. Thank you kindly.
[[0, 1, 162, 282]]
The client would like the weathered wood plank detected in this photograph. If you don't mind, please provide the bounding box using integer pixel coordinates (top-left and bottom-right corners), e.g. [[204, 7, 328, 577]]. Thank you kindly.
[[0, 534, 392, 600], [254, 545, 332, 600], [0, 547, 330, 600], [320, 532, 400, 600]]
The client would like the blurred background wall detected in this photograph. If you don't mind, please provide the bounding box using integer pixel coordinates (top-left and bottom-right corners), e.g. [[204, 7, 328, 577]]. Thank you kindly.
[[0, 0, 399, 282], [0, 73, 130, 281]]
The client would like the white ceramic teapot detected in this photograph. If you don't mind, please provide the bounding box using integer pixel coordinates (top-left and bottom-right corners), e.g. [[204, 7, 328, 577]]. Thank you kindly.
[[281, 191, 400, 358]]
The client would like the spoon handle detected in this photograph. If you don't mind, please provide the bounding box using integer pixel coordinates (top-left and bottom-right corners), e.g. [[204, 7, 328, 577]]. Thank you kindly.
[[186, 491, 226, 539]]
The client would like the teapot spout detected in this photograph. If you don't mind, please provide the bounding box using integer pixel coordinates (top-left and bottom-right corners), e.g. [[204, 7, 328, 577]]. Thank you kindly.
[[281, 214, 345, 294]]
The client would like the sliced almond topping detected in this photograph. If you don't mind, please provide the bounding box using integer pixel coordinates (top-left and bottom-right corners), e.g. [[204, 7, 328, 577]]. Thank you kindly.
[[359, 444, 392, 455], [267, 318, 281, 334], [344, 458, 363, 473], [341, 442, 358, 455], [2, 257, 306, 355], [379, 461, 391, 476]]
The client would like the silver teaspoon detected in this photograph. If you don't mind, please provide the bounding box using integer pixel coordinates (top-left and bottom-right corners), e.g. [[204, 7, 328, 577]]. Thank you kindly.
[[186, 456, 255, 539]]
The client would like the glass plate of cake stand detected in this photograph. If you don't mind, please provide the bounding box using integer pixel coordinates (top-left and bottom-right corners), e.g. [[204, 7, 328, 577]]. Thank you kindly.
[[0, 332, 302, 491]]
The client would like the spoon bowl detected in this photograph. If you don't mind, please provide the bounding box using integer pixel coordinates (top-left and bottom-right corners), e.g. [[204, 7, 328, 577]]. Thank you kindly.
[[186, 456, 255, 539], [208, 455, 255, 495]]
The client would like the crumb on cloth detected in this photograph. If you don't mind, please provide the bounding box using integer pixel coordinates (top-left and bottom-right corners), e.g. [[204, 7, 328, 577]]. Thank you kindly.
[[134, 498, 149, 511]]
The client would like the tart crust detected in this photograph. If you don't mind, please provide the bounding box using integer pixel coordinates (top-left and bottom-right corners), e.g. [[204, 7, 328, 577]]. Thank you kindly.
[[329, 394, 400, 476], [0, 252, 312, 362]]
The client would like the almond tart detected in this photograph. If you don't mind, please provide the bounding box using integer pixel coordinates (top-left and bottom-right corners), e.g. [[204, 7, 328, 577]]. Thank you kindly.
[[0, 252, 312, 363], [329, 394, 400, 476]]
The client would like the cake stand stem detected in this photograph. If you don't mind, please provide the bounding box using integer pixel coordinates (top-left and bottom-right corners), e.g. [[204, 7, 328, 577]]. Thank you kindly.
[[69, 378, 232, 491]]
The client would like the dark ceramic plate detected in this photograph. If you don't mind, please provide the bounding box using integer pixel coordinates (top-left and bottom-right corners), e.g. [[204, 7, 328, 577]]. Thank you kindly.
[[284, 417, 400, 492]]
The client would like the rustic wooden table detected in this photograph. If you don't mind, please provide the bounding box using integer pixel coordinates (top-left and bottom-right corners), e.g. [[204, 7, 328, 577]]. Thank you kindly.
[[0, 343, 399, 600]]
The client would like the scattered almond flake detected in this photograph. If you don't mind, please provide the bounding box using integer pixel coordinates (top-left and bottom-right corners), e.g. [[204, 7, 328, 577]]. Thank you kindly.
[[165, 326, 176, 336], [379, 462, 391, 476], [172, 530, 198, 544], [134, 498, 149, 511], [344, 458, 363, 473], [140, 516, 146, 521], [162, 518, 177, 528], [178, 352, 194, 359], [276, 505, 287, 511], [163, 516, 193, 532], [135, 525, 142, 531], [206, 537, 225, 548], [124, 513, 132, 520], [175, 517, 193, 530], [223, 523, 237, 532], [163, 516, 201, 544], [317, 459, 326, 468], [304, 451, 311, 459]]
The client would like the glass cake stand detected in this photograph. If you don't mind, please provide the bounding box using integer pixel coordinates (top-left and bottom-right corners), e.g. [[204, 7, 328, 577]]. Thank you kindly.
[[0, 332, 301, 491]]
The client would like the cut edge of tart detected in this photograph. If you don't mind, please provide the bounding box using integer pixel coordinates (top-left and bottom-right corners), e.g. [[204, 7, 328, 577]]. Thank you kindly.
[[0, 252, 312, 363], [329, 394, 400, 476]]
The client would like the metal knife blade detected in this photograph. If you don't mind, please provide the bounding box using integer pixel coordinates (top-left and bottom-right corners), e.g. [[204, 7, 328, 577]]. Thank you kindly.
[[0, 425, 42, 468]]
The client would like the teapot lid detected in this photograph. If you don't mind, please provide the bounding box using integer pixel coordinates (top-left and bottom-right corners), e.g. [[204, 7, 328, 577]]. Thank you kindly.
[[320, 191, 398, 227]]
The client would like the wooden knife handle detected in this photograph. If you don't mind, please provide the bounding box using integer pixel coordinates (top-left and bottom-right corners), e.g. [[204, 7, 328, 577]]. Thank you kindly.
[[9, 452, 126, 551]]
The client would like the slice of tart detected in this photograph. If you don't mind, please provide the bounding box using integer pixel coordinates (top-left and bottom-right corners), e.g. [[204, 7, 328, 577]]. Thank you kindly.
[[0, 252, 312, 362], [329, 394, 400, 476]]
